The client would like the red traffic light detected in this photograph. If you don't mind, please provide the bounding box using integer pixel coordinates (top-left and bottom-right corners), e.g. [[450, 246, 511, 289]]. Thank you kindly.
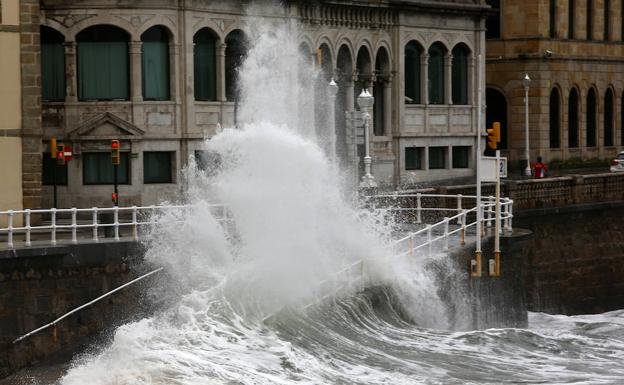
[[111, 140, 119, 149]]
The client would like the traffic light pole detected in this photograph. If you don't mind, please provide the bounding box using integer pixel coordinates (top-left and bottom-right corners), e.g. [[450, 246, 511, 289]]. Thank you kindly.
[[52, 155, 57, 209], [113, 164, 119, 207]]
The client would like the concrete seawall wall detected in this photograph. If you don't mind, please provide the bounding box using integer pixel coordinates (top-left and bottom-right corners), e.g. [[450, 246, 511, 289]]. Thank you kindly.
[[515, 202, 624, 315], [0, 242, 150, 378]]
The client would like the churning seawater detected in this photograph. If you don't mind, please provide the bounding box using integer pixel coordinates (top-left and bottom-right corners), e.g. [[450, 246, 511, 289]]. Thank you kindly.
[[34, 6, 624, 385]]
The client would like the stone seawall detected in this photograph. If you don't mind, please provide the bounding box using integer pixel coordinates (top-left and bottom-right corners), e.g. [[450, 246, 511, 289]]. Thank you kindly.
[[515, 202, 624, 315], [0, 242, 149, 378]]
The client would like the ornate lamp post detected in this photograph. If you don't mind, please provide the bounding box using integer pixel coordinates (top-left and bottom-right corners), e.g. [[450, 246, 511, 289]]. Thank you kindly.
[[523, 73, 532, 176], [327, 78, 339, 162], [357, 88, 376, 188]]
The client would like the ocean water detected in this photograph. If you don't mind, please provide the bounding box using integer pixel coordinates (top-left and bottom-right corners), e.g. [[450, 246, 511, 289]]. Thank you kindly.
[[20, 6, 624, 385]]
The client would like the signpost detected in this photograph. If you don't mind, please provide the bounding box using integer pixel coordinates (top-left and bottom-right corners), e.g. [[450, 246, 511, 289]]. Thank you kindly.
[[111, 140, 120, 206], [49, 138, 72, 208]]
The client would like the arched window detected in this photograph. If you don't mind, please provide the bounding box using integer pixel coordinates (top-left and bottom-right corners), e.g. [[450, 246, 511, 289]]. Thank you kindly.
[[355, 46, 372, 105], [486, 88, 508, 149], [404, 41, 421, 104], [587, 0, 594, 39], [77, 25, 130, 101], [604, 88, 614, 146], [569, 0, 576, 38], [193, 28, 218, 101], [549, 88, 561, 148], [428, 42, 445, 104], [225, 30, 248, 102], [141, 26, 170, 100], [568, 88, 579, 147], [587, 88, 597, 147], [550, 0, 557, 38], [605, 0, 611, 40], [374, 47, 390, 136], [41, 26, 65, 102], [452, 44, 469, 104]]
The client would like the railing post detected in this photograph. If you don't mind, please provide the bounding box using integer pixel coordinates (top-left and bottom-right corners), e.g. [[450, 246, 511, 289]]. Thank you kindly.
[[114, 206, 120, 241], [486, 196, 494, 228], [409, 232, 414, 257], [7, 210, 14, 249], [443, 217, 449, 251], [50, 208, 57, 246], [25, 209, 31, 247], [416, 193, 422, 224], [71, 208, 77, 244], [92, 207, 98, 242], [460, 209, 466, 246], [508, 200, 514, 231], [427, 224, 432, 257], [456, 194, 462, 224], [132, 206, 138, 241]]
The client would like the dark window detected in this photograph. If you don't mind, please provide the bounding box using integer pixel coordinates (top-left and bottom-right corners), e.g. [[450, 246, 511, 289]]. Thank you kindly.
[[77, 25, 130, 101], [486, 88, 508, 149], [374, 48, 390, 136], [605, 0, 611, 40], [428, 43, 445, 105], [429, 147, 446, 169], [452, 146, 470, 168], [452, 44, 469, 104], [404, 41, 421, 104], [587, 88, 597, 147], [605, 88, 614, 146], [621, 92, 624, 145], [587, 0, 594, 40], [225, 30, 247, 102], [485, 0, 501, 39], [550, 0, 557, 38], [569, 0, 576, 38], [41, 26, 66, 102], [141, 26, 170, 100], [568, 88, 579, 147], [405, 147, 423, 170], [194, 28, 217, 101], [549, 88, 561, 148], [42, 153, 68, 185], [83, 152, 130, 185], [144, 151, 173, 183]]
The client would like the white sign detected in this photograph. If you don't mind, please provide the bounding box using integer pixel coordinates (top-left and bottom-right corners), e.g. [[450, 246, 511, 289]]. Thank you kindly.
[[480, 156, 507, 182]]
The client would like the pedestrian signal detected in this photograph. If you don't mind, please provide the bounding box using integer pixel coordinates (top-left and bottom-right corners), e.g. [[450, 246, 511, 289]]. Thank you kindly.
[[56, 144, 66, 165]]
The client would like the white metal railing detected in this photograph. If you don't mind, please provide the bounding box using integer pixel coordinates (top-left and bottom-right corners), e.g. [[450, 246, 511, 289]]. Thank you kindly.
[[0, 204, 230, 249], [363, 193, 514, 259]]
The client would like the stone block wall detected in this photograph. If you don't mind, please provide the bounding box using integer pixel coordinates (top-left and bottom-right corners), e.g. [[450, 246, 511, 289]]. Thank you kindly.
[[515, 202, 624, 314], [0, 242, 149, 378]]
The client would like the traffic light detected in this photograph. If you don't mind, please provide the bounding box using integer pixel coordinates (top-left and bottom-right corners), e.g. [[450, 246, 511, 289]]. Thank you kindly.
[[56, 144, 66, 165], [486, 121, 501, 151], [50, 137, 57, 159], [111, 140, 120, 165]]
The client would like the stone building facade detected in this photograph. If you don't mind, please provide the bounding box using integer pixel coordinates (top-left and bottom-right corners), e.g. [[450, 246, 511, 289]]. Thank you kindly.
[[37, 0, 488, 208], [0, 0, 42, 219], [486, 0, 624, 168]]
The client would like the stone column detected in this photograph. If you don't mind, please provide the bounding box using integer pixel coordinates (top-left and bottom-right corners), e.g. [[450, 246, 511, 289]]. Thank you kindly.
[[346, 74, 356, 111], [468, 55, 475, 105], [217, 43, 226, 102], [421, 54, 429, 104], [64, 41, 78, 102], [169, 43, 180, 102], [129, 41, 143, 102], [445, 54, 453, 104], [383, 77, 392, 136]]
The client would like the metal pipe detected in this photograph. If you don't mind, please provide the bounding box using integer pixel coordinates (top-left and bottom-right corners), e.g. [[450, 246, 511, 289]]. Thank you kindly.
[[71, 208, 77, 244], [13, 267, 164, 344], [7, 210, 13, 248], [25, 209, 31, 247], [51, 208, 57, 246]]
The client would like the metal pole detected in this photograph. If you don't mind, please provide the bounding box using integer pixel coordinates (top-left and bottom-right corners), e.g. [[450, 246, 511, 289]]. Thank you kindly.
[[114, 164, 119, 206], [327, 79, 338, 162], [473, 53, 483, 278], [493, 149, 501, 276], [524, 74, 531, 176]]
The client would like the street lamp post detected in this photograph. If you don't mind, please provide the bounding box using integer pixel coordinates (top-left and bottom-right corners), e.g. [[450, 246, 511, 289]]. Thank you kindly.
[[357, 88, 376, 188], [523, 73, 532, 176], [327, 78, 339, 162]]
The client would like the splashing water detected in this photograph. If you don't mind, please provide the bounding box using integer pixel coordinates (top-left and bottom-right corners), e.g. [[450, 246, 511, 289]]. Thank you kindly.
[[53, 7, 624, 385]]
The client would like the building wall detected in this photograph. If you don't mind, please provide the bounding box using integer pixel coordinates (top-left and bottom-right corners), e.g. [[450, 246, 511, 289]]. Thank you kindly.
[[0, 0, 24, 222], [37, 0, 487, 208], [487, 0, 624, 167]]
